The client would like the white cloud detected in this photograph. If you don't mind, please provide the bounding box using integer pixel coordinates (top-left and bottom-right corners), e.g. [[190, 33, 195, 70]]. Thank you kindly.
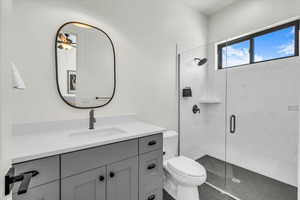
[[226, 46, 248, 57], [255, 54, 264, 62], [277, 42, 294, 55], [223, 46, 249, 67]]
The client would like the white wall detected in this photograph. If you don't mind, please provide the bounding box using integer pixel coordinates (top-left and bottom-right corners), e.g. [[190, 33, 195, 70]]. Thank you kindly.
[[179, 44, 211, 159], [208, 0, 300, 43], [203, 0, 300, 186], [0, 0, 12, 199], [179, 41, 228, 162], [10, 0, 207, 130]]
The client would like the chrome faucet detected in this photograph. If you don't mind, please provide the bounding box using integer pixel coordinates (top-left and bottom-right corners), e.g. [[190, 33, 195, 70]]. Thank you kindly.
[[89, 109, 96, 130]]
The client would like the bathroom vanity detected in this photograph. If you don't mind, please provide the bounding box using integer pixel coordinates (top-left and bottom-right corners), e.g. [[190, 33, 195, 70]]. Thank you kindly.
[[9, 116, 165, 200], [7, 22, 165, 200]]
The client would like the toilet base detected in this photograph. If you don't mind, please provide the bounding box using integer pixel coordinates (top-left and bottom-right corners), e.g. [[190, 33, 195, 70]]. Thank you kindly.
[[177, 185, 199, 200]]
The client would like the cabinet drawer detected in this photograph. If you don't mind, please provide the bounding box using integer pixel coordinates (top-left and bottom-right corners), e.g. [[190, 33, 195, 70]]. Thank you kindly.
[[139, 134, 163, 154], [13, 180, 59, 200], [61, 139, 138, 178], [139, 150, 163, 199], [13, 156, 59, 191]]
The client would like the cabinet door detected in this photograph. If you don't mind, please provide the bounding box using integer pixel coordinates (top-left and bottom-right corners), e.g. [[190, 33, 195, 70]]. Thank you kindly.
[[61, 167, 106, 200], [107, 157, 138, 200], [13, 181, 59, 200]]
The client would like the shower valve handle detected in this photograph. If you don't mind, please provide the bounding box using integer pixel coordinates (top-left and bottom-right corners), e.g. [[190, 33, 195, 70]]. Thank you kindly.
[[192, 105, 200, 114]]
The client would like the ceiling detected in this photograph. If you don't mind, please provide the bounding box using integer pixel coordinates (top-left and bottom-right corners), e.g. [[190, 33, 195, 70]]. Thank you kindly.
[[182, 0, 239, 15]]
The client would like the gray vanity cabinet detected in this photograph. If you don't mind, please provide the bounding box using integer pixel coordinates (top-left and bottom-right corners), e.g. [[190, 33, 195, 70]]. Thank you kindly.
[[60, 139, 140, 200], [12, 181, 60, 200], [61, 157, 139, 200], [139, 150, 163, 200], [60, 139, 138, 178], [12, 156, 60, 200], [61, 167, 106, 200], [12, 133, 163, 200]]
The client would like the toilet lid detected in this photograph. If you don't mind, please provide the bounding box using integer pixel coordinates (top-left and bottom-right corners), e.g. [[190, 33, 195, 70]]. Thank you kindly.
[[167, 156, 206, 177]]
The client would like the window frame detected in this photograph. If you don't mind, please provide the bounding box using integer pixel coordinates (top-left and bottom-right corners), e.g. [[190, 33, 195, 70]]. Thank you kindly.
[[217, 20, 299, 69]]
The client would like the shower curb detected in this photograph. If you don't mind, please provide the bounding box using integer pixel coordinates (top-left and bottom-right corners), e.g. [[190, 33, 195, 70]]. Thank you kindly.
[[205, 182, 242, 200]]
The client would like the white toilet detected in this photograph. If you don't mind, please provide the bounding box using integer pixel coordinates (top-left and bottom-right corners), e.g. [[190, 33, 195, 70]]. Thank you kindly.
[[163, 131, 207, 200]]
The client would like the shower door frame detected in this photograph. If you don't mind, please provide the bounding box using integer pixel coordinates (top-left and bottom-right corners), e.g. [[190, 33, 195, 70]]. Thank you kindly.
[[224, 61, 299, 200]]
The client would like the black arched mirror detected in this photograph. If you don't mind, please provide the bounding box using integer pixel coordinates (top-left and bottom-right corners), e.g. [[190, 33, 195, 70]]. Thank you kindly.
[[55, 22, 116, 109]]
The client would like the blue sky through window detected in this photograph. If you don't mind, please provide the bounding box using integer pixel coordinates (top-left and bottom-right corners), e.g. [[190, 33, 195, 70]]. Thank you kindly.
[[222, 40, 250, 67], [254, 26, 295, 61], [221, 25, 296, 68]]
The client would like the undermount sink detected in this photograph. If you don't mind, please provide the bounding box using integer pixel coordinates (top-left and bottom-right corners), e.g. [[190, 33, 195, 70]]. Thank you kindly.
[[69, 127, 127, 138]]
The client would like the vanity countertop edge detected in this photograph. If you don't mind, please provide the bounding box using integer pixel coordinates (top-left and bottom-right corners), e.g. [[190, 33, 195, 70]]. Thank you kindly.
[[12, 116, 166, 164]]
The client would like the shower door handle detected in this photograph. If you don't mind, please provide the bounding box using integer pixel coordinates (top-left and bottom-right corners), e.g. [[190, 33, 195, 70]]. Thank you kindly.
[[230, 115, 236, 134]]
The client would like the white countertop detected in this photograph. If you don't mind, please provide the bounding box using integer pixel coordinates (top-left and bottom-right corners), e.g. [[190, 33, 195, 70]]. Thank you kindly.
[[12, 115, 166, 164]]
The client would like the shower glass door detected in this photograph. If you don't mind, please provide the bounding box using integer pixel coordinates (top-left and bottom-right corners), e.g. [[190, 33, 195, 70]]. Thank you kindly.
[[178, 39, 298, 200], [224, 49, 299, 200], [178, 42, 228, 199]]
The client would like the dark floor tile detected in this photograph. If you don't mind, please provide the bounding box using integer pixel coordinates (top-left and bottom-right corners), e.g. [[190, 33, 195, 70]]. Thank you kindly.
[[197, 155, 297, 200], [197, 155, 226, 190], [163, 190, 174, 200]]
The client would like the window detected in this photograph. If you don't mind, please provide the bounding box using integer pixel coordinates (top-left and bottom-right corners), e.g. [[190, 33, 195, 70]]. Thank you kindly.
[[218, 20, 299, 69], [221, 40, 250, 67]]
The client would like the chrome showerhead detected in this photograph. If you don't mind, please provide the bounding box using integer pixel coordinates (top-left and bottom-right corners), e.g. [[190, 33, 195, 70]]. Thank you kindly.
[[194, 58, 208, 66]]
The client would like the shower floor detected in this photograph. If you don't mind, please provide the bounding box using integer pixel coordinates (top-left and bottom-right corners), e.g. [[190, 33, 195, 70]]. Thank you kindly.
[[197, 155, 297, 200]]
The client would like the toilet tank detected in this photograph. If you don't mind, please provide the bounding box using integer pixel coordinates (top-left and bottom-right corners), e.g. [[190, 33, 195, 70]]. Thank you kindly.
[[163, 131, 179, 163]]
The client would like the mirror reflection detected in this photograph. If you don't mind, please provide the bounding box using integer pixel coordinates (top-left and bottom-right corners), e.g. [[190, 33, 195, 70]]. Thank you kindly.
[[56, 22, 116, 108]]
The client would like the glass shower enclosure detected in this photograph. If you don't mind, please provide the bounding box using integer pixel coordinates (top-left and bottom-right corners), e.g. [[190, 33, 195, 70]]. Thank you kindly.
[[178, 39, 299, 200]]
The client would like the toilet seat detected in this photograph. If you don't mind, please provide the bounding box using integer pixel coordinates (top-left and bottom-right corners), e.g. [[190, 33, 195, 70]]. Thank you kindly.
[[167, 156, 206, 178], [163, 130, 207, 200]]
